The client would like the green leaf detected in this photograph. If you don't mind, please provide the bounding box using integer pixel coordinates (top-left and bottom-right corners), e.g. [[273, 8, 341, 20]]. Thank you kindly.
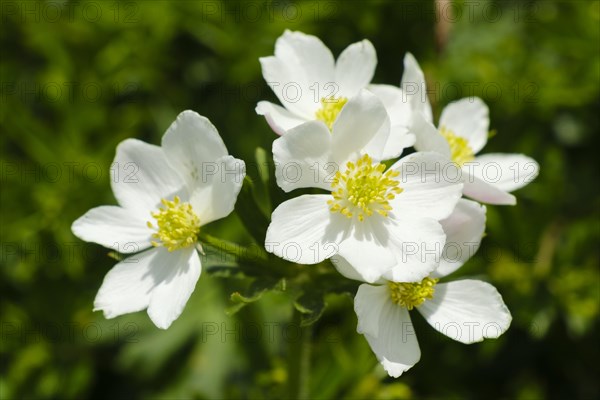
[[225, 277, 284, 316], [294, 292, 326, 327]]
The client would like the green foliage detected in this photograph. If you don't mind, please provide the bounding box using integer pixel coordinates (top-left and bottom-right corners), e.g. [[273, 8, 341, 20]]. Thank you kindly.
[[1, 0, 599, 399]]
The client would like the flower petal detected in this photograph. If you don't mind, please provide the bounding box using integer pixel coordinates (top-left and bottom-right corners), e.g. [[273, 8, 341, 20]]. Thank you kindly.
[[331, 89, 390, 162], [272, 120, 334, 192], [417, 279, 512, 344], [390, 152, 463, 220], [411, 111, 451, 158], [93, 247, 174, 319], [368, 84, 416, 159], [461, 168, 516, 205], [260, 30, 335, 117], [336, 219, 397, 283], [433, 199, 486, 278], [147, 247, 202, 329], [367, 84, 411, 127], [331, 254, 371, 282], [401, 53, 433, 123], [359, 291, 421, 378], [354, 284, 390, 338], [255, 101, 307, 135], [275, 30, 335, 90], [470, 153, 539, 192], [72, 206, 151, 253], [190, 155, 246, 225], [161, 110, 228, 182], [111, 139, 187, 220], [161, 111, 245, 224], [439, 98, 489, 153], [382, 216, 446, 283], [265, 195, 347, 264], [335, 39, 377, 98]]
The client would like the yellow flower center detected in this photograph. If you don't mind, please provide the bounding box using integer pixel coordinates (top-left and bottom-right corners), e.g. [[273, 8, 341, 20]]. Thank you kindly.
[[439, 126, 475, 166], [388, 277, 439, 310], [328, 154, 402, 222], [315, 97, 348, 130], [147, 196, 200, 252]]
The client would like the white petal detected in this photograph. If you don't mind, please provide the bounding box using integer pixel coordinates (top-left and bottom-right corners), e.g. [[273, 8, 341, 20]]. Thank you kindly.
[[72, 206, 151, 253], [433, 199, 486, 278], [147, 247, 202, 329], [382, 124, 416, 161], [461, 168, 516, 205], [255, 101, 307, 135], [363, 120, 394, 163], [275, 30, 335, 90], [161, 110, 228, 183], [335, 39, 377, 98], [336, 219, 396, 283], [161, 111, 245, 224], [439, 98, 489, 153], [111, 139, 187, 220], [354, 284, 390, 338], [470, 153, 539, 192], [417, 280, 512, 344], [331, 254, 371, 282], [401, 53, 433, 123], [272, 120, 334, 192], [331, 89, 390, 162], [265, 195, 347, 264], [260, 30, 335, 117], [367, 84, 416, 159], [189, 155, 246, 225], [93, 247, 174, 319], [360, 293, 421, 378], [411, 111, 451, 158], [382, 217, 446, 283], [367, 84, 411, 127], [259, 56, 313, 117], [390, 152, 463, 220]]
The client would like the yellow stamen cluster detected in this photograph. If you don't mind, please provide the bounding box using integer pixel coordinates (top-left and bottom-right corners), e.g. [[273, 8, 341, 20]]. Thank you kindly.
[[439, 126, 475, 166], [328, 154, 402, 221], [388, 277, 439, 310], [147, 196, 201, 252], [315, 97, 348, 130]]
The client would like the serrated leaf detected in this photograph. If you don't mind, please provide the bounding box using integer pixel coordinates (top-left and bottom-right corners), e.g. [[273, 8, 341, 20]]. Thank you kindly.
[[294, 292, 326, 327]]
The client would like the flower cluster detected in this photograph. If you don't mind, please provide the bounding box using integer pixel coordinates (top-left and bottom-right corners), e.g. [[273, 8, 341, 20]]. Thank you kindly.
[[73, 30, 539, 377]]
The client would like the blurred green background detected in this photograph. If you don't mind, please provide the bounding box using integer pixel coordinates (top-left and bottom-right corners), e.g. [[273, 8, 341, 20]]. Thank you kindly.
[[1, 0, 599, 399]]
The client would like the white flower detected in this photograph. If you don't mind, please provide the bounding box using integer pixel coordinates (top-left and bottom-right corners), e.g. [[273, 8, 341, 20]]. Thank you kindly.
[[72, 111, 245, 329], [353, 199, 511, 377], [256, 30, 413, 159], [372, 53, 539, 205], [265, 90, 463, 283]]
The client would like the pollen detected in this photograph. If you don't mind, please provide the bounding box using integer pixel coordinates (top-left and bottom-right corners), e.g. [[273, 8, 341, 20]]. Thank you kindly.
[[388, 277, 439, 310], [327, 154, 402, 221], [315, 97, 348, 130], [147, 196, 201, 252], [439, 126, 475, 166]]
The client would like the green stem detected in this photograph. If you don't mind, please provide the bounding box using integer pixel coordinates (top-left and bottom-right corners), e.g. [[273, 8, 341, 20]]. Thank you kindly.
[[198, 232, 265, 261], [288, 308, 312, 399], [198, 232, 300, 278]]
